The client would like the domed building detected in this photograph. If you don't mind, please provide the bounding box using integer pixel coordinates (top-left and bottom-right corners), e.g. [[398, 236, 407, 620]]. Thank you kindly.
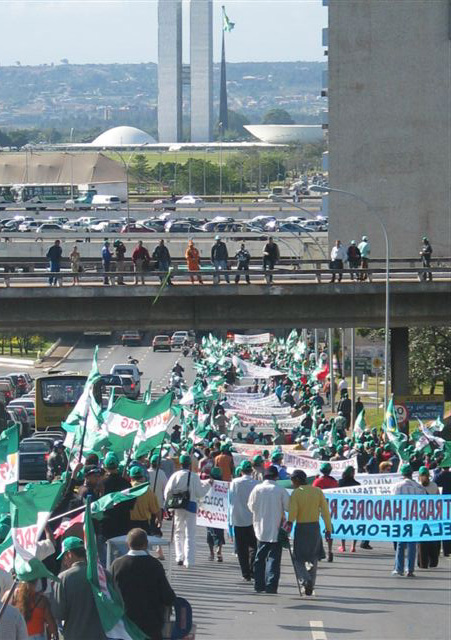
[[91, 126, 156, 147]]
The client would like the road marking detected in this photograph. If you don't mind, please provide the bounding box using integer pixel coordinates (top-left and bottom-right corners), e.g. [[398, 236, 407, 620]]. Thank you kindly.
[[309, 621, 327, 640]]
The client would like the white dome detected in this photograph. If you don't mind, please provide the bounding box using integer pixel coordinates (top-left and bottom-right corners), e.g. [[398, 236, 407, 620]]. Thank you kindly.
[[92, 126, 156, 146], [244, 124, 323, 144]]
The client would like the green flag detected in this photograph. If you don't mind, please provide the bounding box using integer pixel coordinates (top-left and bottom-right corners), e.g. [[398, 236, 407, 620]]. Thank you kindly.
[[91, 482, 150, 520], [353, 409, 366, 439], [133, 393, 174, 458], [0, 423, 19, 494], [85, 499, 147, 640], [8, 481, 64, 580], [222, 5, 235, 32]]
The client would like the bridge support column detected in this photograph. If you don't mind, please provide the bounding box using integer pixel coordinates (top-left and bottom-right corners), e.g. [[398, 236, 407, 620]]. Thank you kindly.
[[390, 327, 409, 396]]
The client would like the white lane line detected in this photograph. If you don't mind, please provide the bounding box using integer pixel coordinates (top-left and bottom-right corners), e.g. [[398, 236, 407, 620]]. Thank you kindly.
[[309, 621, 327, 640]]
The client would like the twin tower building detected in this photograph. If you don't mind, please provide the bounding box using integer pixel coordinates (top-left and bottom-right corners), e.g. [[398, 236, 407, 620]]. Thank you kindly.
[[158, 0, 213, 143]]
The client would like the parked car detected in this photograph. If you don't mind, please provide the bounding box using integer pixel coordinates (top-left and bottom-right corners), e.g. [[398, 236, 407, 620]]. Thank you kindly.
[[19, 437, 52, 481], [121, 223, 155, 234], [165, 220, 203, 233], [152, 335, 172, 352], [92, 195, 121, 210], [152, 198, 177, 212], [35, 223, 63, 233], [121, 331, 142, 346]]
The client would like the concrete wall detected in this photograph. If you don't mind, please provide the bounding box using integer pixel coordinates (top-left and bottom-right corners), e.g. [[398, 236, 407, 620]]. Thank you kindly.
[[328, 0, 451, 258], [190, 0, 213, 142], [158, 0, 183, 142]]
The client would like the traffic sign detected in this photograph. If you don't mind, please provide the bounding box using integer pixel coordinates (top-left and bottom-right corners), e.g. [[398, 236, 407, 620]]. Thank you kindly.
[[371, 356, 384, 373]]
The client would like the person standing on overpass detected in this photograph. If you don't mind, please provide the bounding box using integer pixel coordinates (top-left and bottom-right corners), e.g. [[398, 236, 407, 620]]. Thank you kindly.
[[330, 239, 346, 283], [419, 236, 433, 281], [262, 236, 280, 285], [235, 243, 251, 284], [113, 239, 126, 285], [153, 239, 173, 286], [347, 240, 361, 280], [211, 235, 230, 284], [101, 240, 112, 285], [185, 239, 203, 284], [132, 240, 151, 285], [46, 239, 62, 286], [358, 235, 371, 281]]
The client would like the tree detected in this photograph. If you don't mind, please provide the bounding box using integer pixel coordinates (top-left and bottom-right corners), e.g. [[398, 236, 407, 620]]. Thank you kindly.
[[129, 154, 152, 192], [409, 327, 451, 398], [262, 108, 294, 125]]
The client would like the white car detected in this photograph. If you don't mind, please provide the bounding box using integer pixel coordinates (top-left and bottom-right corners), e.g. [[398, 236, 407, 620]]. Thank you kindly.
[[89, 220, 123, 233], [175, 195, 205, 207], [18, 220, 41, 232]]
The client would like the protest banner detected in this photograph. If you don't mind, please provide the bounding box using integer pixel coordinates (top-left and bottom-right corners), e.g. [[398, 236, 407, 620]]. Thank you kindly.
[[226, 393, 279, 407], [225, 404, 292, 416], [325, 494, 451, 542], [283, 452, 359, 477], [232, 356, 282, 379], [196, 480, 229, 530], [234, 333, 271, 345]]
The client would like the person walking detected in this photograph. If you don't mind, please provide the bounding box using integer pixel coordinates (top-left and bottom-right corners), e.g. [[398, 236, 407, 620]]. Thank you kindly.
[[101, 240, 112, 285], [148, 453, 168, 560], [164, 454, 211, 568], [9, 579, 58, 640], [185, 239, 203, 284], [330, 239, 346, 283], [206, 467, 226, 562], [153, 239, 172, 285], [358, 235, 371, 281], [286, 469, 332, 596], [417, 466, 440, 569], [419, 236, 433, 281], [132, 240, 151, 285], [391, 463, 426, 577], [337, 466, 359, 553], [235, 242, 251, 284], [347, 240, 361, 280], [52, 536, 107, 640], [113, 239, 126, 285], [69, 245, 81, 285], [128, 465, 160, 533], [262, 236, 280, 284], [101, 452, 132, 539], [229, 459, 258, 581], [211, 235, 230, 284], [111, 528, 176, 640], [46, 239, 62, 286], [312, 462, 338, 562], [247, 465, 290, 593]]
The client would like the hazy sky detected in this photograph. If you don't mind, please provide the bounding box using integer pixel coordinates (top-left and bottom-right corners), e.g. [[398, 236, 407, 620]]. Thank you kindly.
[[1, 0, 327, 65]]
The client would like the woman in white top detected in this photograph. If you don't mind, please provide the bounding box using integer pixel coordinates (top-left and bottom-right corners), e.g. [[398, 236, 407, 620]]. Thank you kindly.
[[69, 246, 81, 285]]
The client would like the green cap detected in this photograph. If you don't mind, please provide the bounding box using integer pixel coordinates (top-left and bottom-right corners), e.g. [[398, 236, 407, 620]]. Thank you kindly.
[[241, 460, 253, 473], [150, 454, 160, 465], [130, 465, 144, 478], [418, 466, 429, 476], [57, 536, 84, 560], [104, 452, 119, 469], [210, 467, 223, 480], [400, 463, 412, 476], [271, 451, 283, 461], [320, 462, 332, 474], [253, 455, 263, 465], [179, 454, 191, 466]]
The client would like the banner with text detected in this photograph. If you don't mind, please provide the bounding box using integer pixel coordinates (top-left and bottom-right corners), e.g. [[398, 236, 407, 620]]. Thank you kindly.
[[196, 480, 229, 530], [233, 333, 271, 345]]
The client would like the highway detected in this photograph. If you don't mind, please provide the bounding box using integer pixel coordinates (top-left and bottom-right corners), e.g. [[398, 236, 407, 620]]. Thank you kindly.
[[0, 337, 449, 639]]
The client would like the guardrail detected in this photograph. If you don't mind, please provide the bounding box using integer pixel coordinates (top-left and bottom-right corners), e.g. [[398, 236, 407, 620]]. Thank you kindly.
[[0, 264, 450, 286]]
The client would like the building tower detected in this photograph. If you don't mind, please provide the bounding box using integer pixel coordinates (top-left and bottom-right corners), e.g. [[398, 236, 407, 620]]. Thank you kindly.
[[158, 0, 183, 142], [190, 0, 213, 142]]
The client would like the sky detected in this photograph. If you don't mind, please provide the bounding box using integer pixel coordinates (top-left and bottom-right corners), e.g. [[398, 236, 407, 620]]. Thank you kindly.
[[0, 0, 327, 65]]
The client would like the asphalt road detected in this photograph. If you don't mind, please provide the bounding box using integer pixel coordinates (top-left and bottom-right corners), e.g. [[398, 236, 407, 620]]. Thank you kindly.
[[1, 338, 449, 639]]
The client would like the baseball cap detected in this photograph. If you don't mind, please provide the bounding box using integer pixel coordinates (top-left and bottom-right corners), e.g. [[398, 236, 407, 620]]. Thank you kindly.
[[129, 465, 144, 479], [320, 462, 332, 474], [252, 455, 263, 465], [241, 460, 253, 473], [150, 454, 160, 465], [400, 463, 412, 476], [418, 466, 429, 476], [104, 452, 119, 469], [179, 454, 191, 466], [57, 536, 84, 560], [271, 451, 283, 461]]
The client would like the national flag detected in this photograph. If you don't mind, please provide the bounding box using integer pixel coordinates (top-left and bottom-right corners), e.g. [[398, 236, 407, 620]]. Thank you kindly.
[[418, 419, 445, 447], [0, 423, 19, 493], [8, 481, 64, 581], [353, 409, 366, 439], [85, 499, 147, 640], [382, 395, 398, 434]]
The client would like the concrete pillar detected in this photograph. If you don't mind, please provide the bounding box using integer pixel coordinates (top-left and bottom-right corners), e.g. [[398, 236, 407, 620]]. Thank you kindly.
[[390, 327, 409, 396]]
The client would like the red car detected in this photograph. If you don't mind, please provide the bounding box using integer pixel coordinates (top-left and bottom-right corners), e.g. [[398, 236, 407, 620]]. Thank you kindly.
[[121, 223, 155, 233]]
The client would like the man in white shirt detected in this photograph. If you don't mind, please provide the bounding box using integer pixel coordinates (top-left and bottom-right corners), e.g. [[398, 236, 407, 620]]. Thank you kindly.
[[391, 463, 426, 577], [247, 465, 290, 593], [229, 460, 258, 581], [330, 239, 347, 283], [164, 454, 211, 568]]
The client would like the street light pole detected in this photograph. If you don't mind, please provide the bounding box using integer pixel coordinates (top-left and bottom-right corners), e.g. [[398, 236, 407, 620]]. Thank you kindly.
[[219, 121, 223, 204], [312, 185, 390, 411], [109, 145, 146, 228]]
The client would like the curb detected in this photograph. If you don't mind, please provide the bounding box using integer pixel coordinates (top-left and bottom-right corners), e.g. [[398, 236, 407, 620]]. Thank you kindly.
[[44, 340, 79, 371], [34, 338, 61, 365]]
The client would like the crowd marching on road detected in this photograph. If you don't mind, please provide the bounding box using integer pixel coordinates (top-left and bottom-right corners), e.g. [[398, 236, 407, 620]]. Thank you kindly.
[[0, 330, 449, 640]]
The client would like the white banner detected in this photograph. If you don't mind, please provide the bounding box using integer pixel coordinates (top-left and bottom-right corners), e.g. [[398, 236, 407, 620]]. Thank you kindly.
[[196, 480, 229, 530], [226, 393, 280, 407], [225, 404, 292, 416], [233, 356, 282, 380], [234, 414, 301, 430], [234, 333, 271, 345], [282, 452, 359, 477]]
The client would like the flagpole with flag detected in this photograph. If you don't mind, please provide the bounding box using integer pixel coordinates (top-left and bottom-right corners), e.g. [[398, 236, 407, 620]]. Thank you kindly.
[[219, 5, 235, 130]]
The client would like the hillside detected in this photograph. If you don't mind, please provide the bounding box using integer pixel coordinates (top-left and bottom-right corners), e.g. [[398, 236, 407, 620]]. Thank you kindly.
[[0, 60, 326, 137]]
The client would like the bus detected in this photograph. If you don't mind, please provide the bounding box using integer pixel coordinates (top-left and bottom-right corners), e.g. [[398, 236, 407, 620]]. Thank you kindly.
[[35, 373, 87, 430], [11, 184, 81, 210]]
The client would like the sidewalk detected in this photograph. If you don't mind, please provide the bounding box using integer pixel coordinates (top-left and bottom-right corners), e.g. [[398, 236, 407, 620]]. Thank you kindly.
[[35, 341, 78, 370]]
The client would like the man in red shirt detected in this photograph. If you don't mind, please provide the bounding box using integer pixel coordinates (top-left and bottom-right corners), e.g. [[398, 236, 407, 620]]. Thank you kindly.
[[312, 463, 337, 562], [132, 240, 151, 285]]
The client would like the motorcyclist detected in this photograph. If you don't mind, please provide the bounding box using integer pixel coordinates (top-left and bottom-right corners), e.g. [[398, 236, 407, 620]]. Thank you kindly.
[[47, 440, 68, 481]]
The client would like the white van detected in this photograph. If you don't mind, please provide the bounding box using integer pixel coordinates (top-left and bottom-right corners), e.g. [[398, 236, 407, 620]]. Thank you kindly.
[[92, 195, 121, 211]]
